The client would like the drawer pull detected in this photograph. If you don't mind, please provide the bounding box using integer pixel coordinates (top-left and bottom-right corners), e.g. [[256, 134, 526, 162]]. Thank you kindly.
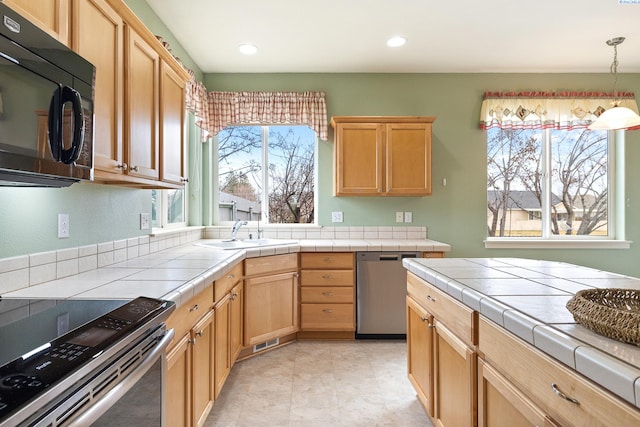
[[323, 257, 334, 263], [323, 309, 334, 313], [551, 383, 580, 405], [188, 338, 196, 344], [195, 330, 204, 337], [322, 274, 333, 279], [189, 304, 199, 312], [420, 316, 429, 322], [228, 273, 235, 279], [428, 323, 435, 329], [426, 295, 436, 302], [322, 292, 334, 296]]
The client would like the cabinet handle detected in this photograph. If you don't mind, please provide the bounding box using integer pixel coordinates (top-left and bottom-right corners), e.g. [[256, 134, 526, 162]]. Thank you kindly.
[[130, 165, 139, 172], [323, 257, 334, 263], [188, 338, 196, 344], [116, 163, 128, 171], [550, 383, 580, 405], [293, 273, 300, 278], [322, 274, 333, 280], [427, 323, 435, 329], [323, 309, 334, 313], [420, 316, 429, 322], [195, 330, 204, 337], [322, 291, 334, 296], [189, 304, 199, 312], [228, 273, 235, 279], [426, 295, 436, 302]]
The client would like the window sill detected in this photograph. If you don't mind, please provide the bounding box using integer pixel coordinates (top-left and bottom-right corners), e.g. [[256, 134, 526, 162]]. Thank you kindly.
[[484, 239, 631, 249]]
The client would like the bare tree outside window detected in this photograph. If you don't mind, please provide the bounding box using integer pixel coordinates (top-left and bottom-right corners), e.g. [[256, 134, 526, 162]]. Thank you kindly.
[[487, 127, 609, 238]]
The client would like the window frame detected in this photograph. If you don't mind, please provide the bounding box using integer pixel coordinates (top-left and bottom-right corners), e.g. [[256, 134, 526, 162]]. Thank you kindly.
[[485, 128, 630, 249], [214, 124, 319, 226]]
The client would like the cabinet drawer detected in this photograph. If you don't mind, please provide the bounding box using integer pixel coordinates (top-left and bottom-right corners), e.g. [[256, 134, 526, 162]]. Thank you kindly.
[[214, 262, 242, 302], [300, 252, 354, 269], [301, 286, 354, 303], [479, 316, 640, 427], [301, 303, 354, 331], [166, 285, 214, 349], [301, 270, 354, 286], [407, 272, 476, 346], [245, 253, 297, 276]]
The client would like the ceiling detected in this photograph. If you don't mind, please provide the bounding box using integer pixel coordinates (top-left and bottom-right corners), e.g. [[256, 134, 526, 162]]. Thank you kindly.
[[145, 0, 640, 74]]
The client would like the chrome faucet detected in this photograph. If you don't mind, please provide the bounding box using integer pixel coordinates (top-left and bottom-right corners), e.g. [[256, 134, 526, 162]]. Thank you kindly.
[[230, 220, 248, 241]]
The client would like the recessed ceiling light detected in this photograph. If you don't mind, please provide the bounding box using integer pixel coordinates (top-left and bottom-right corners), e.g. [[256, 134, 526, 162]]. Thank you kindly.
[[238, 44, 258, 55], [386, 36, 407, 48]]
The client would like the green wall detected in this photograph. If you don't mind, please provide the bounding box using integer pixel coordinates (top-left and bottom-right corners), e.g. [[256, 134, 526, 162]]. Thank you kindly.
[[204, 72, 640, 276]]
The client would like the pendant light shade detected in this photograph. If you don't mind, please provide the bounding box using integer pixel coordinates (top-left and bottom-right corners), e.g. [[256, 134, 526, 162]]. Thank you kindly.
[[588, 106, 640, 130], [588, 37, 640, 131]]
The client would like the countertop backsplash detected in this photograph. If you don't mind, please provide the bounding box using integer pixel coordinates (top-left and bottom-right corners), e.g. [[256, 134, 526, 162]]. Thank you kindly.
[[0, 225, 428, 295]]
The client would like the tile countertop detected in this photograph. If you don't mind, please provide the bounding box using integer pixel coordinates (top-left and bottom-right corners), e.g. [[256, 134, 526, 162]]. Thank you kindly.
[[403, 257, 640, 410], [2, 238, 450, 307]]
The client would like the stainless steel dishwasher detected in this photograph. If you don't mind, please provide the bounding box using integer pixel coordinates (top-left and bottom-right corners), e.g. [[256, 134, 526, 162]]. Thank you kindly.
[[356, 251, 420, 338]]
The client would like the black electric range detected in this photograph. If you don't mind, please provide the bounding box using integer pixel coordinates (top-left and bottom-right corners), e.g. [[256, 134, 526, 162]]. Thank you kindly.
[[0, 296, 175, 426]]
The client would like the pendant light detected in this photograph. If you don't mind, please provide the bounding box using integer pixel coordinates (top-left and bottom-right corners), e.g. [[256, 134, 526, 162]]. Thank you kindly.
[[588, 37, 640, 130]]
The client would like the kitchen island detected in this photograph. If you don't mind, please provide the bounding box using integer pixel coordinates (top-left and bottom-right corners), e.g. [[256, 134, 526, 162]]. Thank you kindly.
[[404, 257, 640, 426]]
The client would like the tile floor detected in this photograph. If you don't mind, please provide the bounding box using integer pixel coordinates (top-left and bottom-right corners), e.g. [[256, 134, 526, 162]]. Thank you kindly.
[[204, 340, 433, 427]]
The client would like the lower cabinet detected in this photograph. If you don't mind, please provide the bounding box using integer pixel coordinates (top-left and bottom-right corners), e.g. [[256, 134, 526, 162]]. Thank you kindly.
[[478, 358, 559, 427], [214, 292, 231, 399], [165, 308, 214, 427], [406, 272, 477, 427], [244, 254, 299, 347]]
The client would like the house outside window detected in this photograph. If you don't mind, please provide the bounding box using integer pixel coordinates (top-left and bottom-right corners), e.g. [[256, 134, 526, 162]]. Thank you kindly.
[[487, 127, 611, 239], [217, 125, 316, 224]]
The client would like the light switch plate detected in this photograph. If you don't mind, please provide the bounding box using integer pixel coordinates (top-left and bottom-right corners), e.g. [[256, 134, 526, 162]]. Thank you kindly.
[[58, 213, 70, 239], [404, 211, 413, 223], [331, 211, 343, 223], [140, 213, 150, 230], [396, 212, 404, 223]]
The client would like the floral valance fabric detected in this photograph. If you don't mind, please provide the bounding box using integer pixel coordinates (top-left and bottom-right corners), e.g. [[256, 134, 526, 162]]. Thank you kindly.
[[479, 91, 640, 130], [184, 79, 328, 142]]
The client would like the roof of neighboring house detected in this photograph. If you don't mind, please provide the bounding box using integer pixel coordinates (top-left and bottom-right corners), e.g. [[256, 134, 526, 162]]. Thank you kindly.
[[488, 190, 561, 211]]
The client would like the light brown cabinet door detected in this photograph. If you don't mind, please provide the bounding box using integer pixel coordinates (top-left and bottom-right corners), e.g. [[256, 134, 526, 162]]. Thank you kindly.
[[478, 359, 560, 427], [386, 123, 431, 195], [73, 0, 124, 177], [165, 334, 192, 427], [125, 26, 159, 180], [229, 282, 244, 363], [407, 296, 435, 417], [160, 60, 186, 184], [244, 271, 299, 346], [192, 310, 214, 427], [334, 123, 383, 195], [214, 294, 231, 399], [434, 321, 476, 427], [4, 0, 70, 45]]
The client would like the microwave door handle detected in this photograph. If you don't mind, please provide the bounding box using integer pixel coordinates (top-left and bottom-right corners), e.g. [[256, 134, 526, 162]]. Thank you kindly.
[[47, 84, 63, 161], [60, 86, 85, 164]]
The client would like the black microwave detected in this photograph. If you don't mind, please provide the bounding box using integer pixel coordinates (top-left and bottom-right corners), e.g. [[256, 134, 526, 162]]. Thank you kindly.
[[0, 4, 95, 187]]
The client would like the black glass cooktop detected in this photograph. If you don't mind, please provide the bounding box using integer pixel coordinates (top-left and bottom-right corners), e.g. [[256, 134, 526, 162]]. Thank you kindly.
[[0, 296, 171, 423]]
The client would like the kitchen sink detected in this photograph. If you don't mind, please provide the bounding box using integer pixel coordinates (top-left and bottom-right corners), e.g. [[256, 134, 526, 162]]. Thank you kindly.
[[195, 239, 298, 250]]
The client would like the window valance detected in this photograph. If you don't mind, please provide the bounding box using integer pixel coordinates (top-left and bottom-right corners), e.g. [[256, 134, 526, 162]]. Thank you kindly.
[[479, 91, 640, 130], [185, 83, 329, 142]]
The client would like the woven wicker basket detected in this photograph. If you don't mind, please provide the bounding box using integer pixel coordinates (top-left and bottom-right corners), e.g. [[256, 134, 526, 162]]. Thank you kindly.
[[566, 288, 640, 346]]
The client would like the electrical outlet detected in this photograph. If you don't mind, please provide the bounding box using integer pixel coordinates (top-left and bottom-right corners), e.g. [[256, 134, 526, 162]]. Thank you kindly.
[[396, 212, 404, 223], [404, 211, 413, 223], [331, 211, 343, 223], [58, 213, 70, 238], [140, 213, 150, 230]]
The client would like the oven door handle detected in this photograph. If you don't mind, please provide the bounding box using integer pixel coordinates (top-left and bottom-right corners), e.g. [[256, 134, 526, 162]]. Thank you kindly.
[[68, 328, 175, 427]]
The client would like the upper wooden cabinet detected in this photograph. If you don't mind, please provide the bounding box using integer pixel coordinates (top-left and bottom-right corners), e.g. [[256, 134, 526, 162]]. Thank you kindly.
[[72, 0, 124, 179], [331, 116, 435, 196], [4, 0, 71, 45], [70, 0, 189, 188]]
